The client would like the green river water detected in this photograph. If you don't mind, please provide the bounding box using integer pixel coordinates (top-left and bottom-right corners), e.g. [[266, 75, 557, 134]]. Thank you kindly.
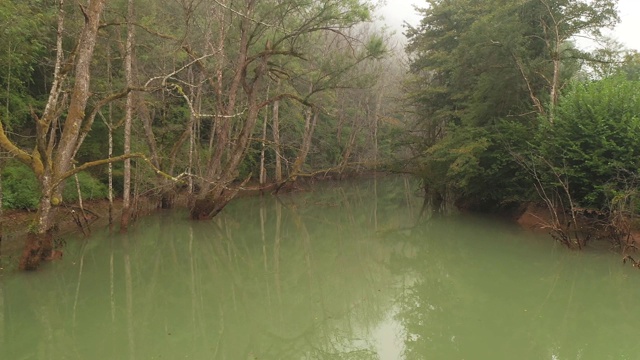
[[2, 177, 640, 359]]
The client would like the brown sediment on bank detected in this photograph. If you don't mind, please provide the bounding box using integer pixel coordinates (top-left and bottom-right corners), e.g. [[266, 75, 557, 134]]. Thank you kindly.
[[515, 203, 554, 232], [0, 198, 150, 266], [514, 202, 640, 249]]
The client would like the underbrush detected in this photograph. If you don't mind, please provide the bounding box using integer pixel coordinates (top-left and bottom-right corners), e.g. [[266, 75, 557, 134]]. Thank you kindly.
[[2, 162, 108, 210]]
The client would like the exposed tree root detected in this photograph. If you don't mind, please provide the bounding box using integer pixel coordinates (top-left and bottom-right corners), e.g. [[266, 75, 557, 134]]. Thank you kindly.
[[19, 231, 55, 271]]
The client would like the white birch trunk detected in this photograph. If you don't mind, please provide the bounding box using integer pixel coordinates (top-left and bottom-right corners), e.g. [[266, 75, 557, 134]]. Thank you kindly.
[[120, 0, 136, 231]]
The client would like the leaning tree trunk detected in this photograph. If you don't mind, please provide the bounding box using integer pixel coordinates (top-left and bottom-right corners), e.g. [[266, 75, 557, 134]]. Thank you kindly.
[[191, 67, 265, 220], [275, 108, 318, 193], [190, 100, 262, 219], [190, 2, 261, 220], [291, 109, 318, 178]]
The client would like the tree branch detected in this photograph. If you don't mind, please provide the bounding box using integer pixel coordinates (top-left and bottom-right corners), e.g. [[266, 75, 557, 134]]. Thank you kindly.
[[0, 115, 41, 174], [99, 22, 177, 40], [55, 152, 183, 189]]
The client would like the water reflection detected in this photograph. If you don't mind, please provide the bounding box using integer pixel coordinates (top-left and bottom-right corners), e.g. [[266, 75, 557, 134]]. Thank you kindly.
[[3, 177, 640, 359], [1, 177, 414, 359], [391, 216, 640, 360], [0, 260, 4, 353]]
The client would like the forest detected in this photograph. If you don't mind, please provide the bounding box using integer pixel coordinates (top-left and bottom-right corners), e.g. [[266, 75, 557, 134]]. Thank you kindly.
[[404, 0, 640, 255], [1, 0, 640, 270]]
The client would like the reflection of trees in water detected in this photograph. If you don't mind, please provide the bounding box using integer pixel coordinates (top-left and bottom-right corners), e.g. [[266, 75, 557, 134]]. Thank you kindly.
[[2, 177, 420, 359], [388, 221, 467, 360], [2, 265, 90, 358], [0, 271, 4, 353], [198, 180, 400, 359], [122, 235, 136, 360], [390, 216, 640, 360], [121, 177, 414, 359]]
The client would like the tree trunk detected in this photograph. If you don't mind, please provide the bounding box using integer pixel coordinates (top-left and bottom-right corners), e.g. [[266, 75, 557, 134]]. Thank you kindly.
[[259, 89, 269, 188], [190, 91, 263, 219], [549, 47, 560, 124], [20, 175, 55, 270], [338, 105, 363, 175], [120, 0, 136, 231], [52, 0, 105, 183], [272, 97, 282, 183], [17, 0, 105, 270], [290, 109, 318, 179], [202, 1, 250, 190], [191, 2, 264, 219], [73, 166, 90, 235], [105, 46, 115, 230], [191, 176, 250, 220], [107, 114, 114, 229], [373, 93, 380, 168]]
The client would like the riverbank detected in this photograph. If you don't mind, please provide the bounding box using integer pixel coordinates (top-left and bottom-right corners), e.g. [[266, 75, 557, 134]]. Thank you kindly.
[[3, 176, 638, 271], [515, 202, 640, 254], [0, 198, 154, 268]]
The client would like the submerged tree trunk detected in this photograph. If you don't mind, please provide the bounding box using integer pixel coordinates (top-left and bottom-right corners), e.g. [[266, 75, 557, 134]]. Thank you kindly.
[[190, 96, 262, 219], [20, 176, 55, 270], [191, 176, 251, 220], [190, 1, 264, 220]]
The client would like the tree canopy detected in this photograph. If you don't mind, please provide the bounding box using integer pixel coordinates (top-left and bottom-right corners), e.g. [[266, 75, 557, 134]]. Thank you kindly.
[[403, 0, 620, 210], [0, 0, 402, 269]]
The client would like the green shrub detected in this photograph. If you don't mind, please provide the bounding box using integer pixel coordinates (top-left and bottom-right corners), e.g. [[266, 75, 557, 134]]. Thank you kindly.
[[2, 162, 109, 210], [2, 163, 40, 210], [63, 171, 109, 202], [538, 77, 640, 209]]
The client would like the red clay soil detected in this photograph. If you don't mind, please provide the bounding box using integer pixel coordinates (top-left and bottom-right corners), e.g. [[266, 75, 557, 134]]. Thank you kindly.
[[516, 203, 555, 232], [516, 202, 640, 248]]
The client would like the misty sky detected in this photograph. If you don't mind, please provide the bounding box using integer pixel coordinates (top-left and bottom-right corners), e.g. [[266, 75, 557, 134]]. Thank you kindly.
[[378, 0, 640, 51]]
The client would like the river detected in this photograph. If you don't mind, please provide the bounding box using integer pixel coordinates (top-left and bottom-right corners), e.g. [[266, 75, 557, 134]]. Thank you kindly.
[[1, 176, 640, 359]]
